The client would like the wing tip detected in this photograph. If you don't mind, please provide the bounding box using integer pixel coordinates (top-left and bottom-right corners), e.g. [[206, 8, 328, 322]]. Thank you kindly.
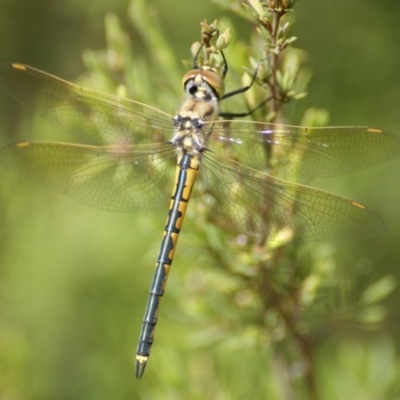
[[11, 63, 27, 71]]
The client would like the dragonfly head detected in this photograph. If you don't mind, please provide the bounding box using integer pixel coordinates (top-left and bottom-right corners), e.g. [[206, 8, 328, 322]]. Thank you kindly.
[[182, 67, 225, 102]]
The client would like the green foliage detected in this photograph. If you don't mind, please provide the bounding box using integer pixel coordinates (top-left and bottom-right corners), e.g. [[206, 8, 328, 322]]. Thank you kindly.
[[0, 0, 400, 399]]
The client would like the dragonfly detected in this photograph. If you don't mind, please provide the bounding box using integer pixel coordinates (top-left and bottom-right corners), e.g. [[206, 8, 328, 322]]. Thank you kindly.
[[0, 51, 399, 379]]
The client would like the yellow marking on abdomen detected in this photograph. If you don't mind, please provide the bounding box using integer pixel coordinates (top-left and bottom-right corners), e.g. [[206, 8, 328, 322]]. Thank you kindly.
[[182, 170, 197, 200], [167, 232, 180, 259]]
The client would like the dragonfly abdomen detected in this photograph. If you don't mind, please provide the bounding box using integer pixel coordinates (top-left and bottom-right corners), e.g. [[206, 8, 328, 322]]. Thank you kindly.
[[135, 153, 200, 378]]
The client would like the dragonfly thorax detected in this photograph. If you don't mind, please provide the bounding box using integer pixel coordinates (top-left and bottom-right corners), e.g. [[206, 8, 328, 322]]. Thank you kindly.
[[171, 111, 208, 156]]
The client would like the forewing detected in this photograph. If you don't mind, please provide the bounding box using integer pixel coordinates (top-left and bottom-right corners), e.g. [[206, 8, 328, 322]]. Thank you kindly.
[[205, 120, 400, 178], [1, 141, 176, 212], [0, 63, 173, 145]]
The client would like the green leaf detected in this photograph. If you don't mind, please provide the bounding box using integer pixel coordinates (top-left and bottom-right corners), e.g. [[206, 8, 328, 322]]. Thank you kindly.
[[360, 275, 397, 306]]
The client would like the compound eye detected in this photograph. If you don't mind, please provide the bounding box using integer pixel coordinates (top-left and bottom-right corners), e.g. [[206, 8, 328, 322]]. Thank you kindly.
[[182, 69, 225, 99], [182, 69, 201, 89], [200, 70, 225, 99]]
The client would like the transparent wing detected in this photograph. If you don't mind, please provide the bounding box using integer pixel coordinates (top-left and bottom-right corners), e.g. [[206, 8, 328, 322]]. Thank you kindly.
[[0, 63, 173, 145], [1, 141, 176, 212], [2, 64, 398, 180], [199, 151, 385, 242], [0, 63, 394, 240], [205, 120, 400, 178]]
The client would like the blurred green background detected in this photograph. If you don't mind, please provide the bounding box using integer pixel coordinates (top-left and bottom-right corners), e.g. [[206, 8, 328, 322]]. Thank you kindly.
[[0, 0, 400, 399]]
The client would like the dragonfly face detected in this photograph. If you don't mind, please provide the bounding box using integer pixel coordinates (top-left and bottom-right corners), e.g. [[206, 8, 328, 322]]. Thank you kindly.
[[182, 67, 225, 100], [0, 58, 399, 378]]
